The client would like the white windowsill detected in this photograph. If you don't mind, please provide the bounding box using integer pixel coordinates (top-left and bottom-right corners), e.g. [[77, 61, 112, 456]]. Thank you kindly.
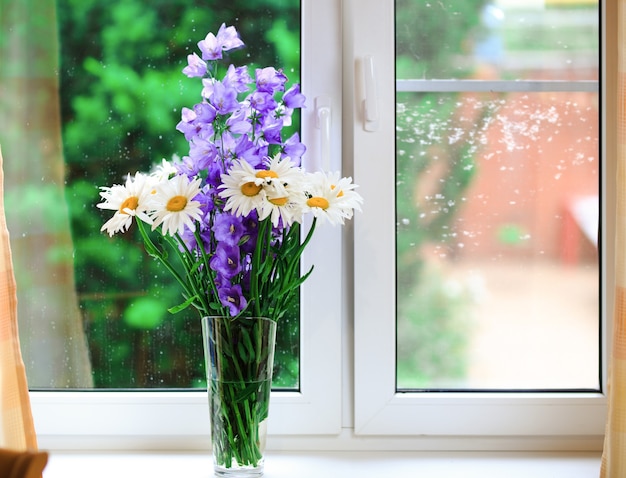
[[42, 451, 601, 478]]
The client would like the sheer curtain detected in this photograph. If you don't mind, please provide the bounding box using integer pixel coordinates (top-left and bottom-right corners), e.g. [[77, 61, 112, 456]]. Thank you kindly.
[[0, 0, 92, 389], [601, 0, 626, 476]]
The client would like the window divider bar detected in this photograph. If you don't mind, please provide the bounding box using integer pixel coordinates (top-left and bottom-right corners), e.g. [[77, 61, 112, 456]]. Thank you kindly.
[[397, 79, 599, 93]]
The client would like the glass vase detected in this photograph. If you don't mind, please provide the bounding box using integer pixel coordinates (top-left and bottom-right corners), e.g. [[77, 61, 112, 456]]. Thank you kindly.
[[201, 316, 277, 478]]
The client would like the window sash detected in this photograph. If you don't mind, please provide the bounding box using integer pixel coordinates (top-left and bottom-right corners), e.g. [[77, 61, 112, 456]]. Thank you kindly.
[[30, 0, 344, 448], [397, 80, 599, 93], [351, 0, 607, 439]]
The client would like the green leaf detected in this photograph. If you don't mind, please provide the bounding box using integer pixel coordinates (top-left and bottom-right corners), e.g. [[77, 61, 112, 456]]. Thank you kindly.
[[167, 294, 198, 314], [237, 340, 249, 362]]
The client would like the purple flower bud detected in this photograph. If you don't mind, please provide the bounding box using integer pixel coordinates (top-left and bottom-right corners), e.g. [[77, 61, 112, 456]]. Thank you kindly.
[[198, 32, 222, 61], [223, 64, 252, 93], [213, 213, 245, 247], [234, 136, 260, 165], [210, 243, 242, 279], [182, 53, 207, 78], [193, 102, 217, 124], [176, 107, 214, 141], [226, 108, 252, 134], [215, 23, 244, 52], [261, 116, 283, 145], [217, 283, 248, 316], [197, 24, 244, 61], [249, 91, 277, 113], [283, 133, 306, 164], [282, 83, 306, 108], [189, 137, 218, 169], [175, 155, 202, 177], [255, 67, 287, 93], [209, 81, 240, 114]]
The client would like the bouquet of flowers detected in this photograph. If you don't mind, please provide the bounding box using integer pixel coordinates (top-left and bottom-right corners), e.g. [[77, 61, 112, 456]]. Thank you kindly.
[[97, 23, 361, 321], [96, 23, 361, 474]]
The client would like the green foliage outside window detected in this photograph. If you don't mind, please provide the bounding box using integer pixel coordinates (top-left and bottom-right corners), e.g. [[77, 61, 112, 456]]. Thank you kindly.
[[57, 0, 301, 388]]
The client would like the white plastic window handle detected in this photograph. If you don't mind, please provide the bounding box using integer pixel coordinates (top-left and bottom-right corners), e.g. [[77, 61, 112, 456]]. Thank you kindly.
[[315, 95, 332, 171], [363, 55, 379, 132]]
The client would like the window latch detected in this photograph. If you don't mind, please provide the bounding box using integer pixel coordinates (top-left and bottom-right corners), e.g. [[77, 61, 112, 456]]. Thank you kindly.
[[315, 95, 332, 171], [362, 55, 379, 132]]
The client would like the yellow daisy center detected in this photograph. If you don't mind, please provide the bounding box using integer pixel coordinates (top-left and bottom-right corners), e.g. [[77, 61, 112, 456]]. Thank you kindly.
[[241, 182, 262, 197], [269, 197, 288, 206], [119, 196, 139, 214], [331, 185, 344, 197], [307, 196, 330, 209], [166, 195, 188, 212], [256, 170, 278, 179]]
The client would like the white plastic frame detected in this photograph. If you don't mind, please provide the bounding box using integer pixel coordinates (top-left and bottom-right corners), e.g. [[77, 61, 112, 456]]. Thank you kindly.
[[350, 0, 607, 444], [31, 0, 344, 449]]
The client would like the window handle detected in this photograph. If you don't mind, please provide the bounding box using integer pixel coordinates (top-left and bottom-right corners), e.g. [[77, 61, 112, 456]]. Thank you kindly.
[[362, 55, 379, 132], [315, 95, 332, 171]]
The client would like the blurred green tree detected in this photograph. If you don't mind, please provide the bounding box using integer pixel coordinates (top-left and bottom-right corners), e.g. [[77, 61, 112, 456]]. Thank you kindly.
[[57, 0, 301, 388]]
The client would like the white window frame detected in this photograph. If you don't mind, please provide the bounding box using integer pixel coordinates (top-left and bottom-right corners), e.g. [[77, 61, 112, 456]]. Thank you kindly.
[[30, 0, 344, 449], [29, 0, 610, 451], [350, 0, 607, 449]]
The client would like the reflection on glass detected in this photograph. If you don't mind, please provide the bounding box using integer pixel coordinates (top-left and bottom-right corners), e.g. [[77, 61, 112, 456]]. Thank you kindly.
[[1, 1, 301, 390], [395, 0, 598, 81], [395, 0, 599, 390]]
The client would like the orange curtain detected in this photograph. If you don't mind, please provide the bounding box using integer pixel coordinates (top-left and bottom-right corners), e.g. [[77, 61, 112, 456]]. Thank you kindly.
[[0, 0, 93, 453], [0, 146, 37, 451], [601, 1, 626, 476]]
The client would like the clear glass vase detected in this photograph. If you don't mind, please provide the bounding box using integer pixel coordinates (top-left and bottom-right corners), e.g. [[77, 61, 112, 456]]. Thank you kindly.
[[202, 316, 277, 477]]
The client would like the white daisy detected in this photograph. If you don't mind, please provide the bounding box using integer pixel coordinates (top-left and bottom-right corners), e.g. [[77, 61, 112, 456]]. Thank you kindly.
[[150, 175, 204, 236], [150, 158, 179, 182], [257, 181, 304, 227], [256, 155, 306, 226], [218, 159, 267, 217], [219, 155, 305, 219], [301, 171, 363, 225], [259, 154, 304, 193], [97, 172, 153, 236]]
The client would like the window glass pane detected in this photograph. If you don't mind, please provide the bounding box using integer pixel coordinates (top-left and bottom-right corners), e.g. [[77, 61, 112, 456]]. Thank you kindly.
[[396, 0, 598, 81], [395, 0, 600, 390], [2, 0, 301, 389]]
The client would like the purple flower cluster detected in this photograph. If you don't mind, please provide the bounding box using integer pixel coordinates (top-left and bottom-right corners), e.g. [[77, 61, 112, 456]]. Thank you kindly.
[[175, 24, 306, 317]]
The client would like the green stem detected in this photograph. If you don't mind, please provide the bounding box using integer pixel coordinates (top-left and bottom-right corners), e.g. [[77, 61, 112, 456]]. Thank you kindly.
[[136, 220, 193, 299], [192, 229, 224, 313], [162, 233, 210, 314], [251, 218, 270, 317], [210, 317, 269, 468]]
